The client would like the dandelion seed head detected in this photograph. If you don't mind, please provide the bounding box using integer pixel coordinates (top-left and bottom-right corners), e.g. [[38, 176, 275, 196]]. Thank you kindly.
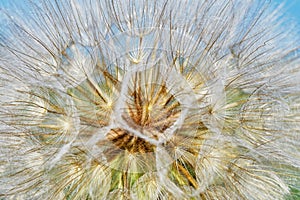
[[0, 0, 300, 199]]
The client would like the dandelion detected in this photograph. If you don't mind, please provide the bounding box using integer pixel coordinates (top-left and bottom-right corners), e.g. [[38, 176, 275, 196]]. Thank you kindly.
[[0, 0, 300, 199]]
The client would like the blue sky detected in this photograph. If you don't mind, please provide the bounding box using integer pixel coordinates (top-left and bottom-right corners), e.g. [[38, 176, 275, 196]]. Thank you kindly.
[[0, 0, 300, 25], [274, 0, 300, 23]]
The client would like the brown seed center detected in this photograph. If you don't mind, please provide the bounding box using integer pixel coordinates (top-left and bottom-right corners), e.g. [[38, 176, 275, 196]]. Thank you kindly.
[[107, 83, 181, 153]]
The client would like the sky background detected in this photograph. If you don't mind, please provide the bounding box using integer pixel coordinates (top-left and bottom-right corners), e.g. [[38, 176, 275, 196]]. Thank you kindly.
[[274, 0, 300, 23], [0, 0, 300, 26], [0, 0, 300, 19]]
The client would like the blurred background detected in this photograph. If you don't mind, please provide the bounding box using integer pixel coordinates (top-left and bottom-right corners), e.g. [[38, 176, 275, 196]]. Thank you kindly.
[[0, 0, 300, 25], [0, 0, 300, 23], [274, 0, 300, 23]]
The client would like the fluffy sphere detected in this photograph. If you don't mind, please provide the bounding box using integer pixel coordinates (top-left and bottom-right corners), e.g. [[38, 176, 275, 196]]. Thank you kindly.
[[0, 0, 299, 199]]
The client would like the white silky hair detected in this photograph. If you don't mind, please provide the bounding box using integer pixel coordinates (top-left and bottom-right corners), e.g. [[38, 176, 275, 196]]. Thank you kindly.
[[0, 0, 299, 199]]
